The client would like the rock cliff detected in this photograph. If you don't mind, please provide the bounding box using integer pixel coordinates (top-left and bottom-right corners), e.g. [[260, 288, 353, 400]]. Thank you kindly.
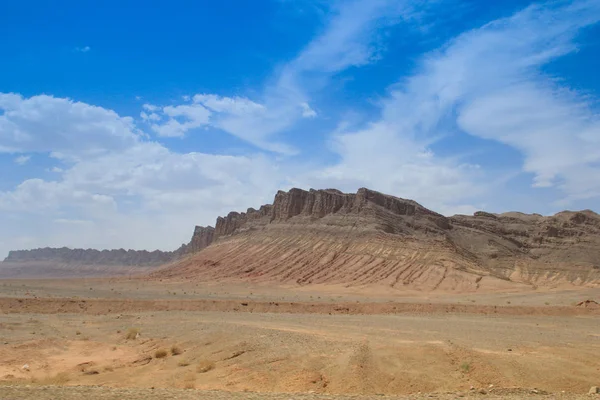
[[214, 187, 449, 237], [154, 187, 600, 289]]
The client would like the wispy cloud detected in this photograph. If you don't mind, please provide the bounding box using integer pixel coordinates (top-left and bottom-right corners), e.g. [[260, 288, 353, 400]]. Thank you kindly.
[[75, 46, 91, 53], [14, 155, 30, 165], [148, 0, 428, 153], [389, 0, 600, 205], [299, 0, 600, 211]]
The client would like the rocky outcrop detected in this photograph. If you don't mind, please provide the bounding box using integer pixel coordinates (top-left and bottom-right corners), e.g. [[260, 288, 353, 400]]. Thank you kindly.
[[154, 188, 600, 288], [213, 187, 450, 237], [4, 247, 175, 266], [2, 226, 215, 267], [175, 226, 215, 255]]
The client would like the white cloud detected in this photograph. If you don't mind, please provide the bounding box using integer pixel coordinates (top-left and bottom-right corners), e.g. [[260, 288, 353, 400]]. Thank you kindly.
[[0, 93, 140, 160], [75, 46, 91, 53], [193, 94, 266, 116], [149, 104, 211, 137], [292, 120, 484, 214], [0, 94, 289, 257], [381, 0, 600, 206], [148, 0, 422, 153], [142, 104, 159, 112], [14, 155, 30, 165], [300, 102, 317, 118], [140, 111, 161, 121]]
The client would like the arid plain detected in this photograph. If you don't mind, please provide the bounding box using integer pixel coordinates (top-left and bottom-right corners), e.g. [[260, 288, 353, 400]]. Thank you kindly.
[[1, 278, 599, 399]]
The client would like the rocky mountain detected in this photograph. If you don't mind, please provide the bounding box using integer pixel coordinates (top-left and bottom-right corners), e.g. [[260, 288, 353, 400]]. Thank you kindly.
[[4, 247, 175, 266], [154, 187, 600, 290], [5, 187, 600, 289], [1, 227, 215, 279]]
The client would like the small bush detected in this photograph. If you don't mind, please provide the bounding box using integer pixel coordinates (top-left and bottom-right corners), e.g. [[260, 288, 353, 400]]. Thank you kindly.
[[155, 349, 168, 359], [184, 381, 195, 389], [125, 328, 140, 340], [460, 362, 471, 373], [171, 345, 183, 356], [196, 360, 215, 373], [177, 360, 191, 367], [182, 372, 196, 389], [41, 371, 71, 385]]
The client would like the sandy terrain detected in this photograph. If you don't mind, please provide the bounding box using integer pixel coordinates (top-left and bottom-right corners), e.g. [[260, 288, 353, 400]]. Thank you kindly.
[[0, 385, 596, 400], [1, 279, 599, 399]]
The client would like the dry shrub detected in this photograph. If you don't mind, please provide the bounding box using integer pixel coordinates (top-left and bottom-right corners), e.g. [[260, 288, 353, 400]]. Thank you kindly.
[[155, 349, 168, 359], [182, 372, 196, 389], [196, 360, 215, 373], [40, 371, 71, 385], [171, 345, 183, 356], [125, 328, 140, 340], [177, 360, 191, 367]]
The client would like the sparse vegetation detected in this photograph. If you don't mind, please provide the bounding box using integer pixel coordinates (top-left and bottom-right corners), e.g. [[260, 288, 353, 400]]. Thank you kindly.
[[460, 362, 471, 373], [155, 349, 168, 358], [171, 345, 183, 356], [177, 359, 191, 367], [39, 371, 71, 385], [196, 360, 215, 373], [182, 372, 196, 389], [125, 328, 140, 340]]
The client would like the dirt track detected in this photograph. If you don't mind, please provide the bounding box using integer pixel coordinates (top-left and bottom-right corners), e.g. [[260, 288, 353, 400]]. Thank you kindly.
[[2, 297, 599, 316]]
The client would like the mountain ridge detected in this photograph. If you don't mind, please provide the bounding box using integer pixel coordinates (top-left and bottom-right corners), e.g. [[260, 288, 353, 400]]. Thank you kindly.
[[4, 187, 600, 289], [153, 188, 600, 289]]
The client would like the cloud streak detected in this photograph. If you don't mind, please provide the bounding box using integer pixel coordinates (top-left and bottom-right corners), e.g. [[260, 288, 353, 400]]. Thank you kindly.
[[148, 0, 427, 153]]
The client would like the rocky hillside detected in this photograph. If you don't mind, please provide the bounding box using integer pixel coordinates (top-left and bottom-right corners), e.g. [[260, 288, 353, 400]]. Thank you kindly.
[[154, 187, 600, 290], [5, 187, 600, 288]]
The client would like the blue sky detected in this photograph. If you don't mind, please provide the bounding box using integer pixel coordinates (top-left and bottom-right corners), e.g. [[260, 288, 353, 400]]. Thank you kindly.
[[1, 0, 600, 257]]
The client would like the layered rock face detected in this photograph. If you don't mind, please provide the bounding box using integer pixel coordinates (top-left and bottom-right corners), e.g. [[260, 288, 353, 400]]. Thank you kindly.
[[449, 210, 600, 282], [175, 226, 215, 255], [6, 187, 600, 289], [214, 187, 449, 237], [155, 187, 600, 289]]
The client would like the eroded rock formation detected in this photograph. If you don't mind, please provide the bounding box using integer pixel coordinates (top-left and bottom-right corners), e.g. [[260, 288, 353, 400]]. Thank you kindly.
[[5, 187, 600, 289]]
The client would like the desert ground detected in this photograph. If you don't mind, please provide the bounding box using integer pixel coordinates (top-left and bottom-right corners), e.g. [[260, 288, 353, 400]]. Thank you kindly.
[[1, 278, 599, 399]]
